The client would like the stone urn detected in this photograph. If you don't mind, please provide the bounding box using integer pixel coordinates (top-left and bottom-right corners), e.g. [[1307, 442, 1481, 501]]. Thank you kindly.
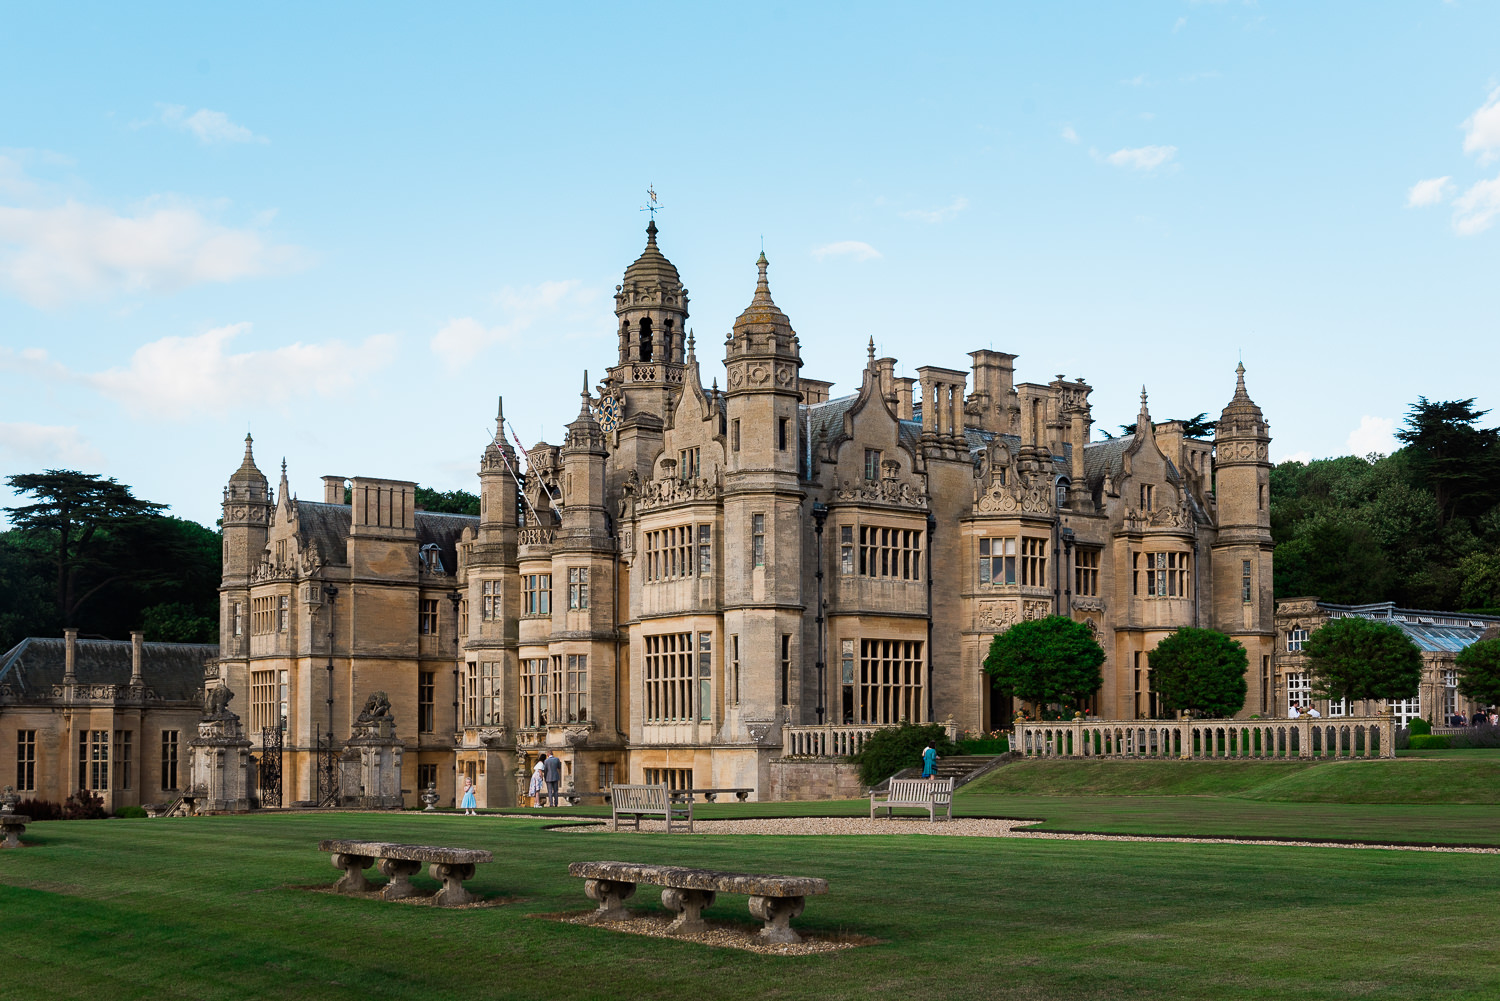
[[0, 784, 18, 815], [420, 782, 440, 812]]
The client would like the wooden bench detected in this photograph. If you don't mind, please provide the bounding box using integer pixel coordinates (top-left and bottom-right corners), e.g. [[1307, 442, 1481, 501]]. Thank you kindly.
[[568, 860, 829, 943], [870, 777, 954, 822], [609, 783, 693, 833], [318, 839, 494, 906]]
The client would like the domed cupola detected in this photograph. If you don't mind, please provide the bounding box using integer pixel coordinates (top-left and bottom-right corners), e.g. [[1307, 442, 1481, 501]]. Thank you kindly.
[[724, 252, 801, 396], [1215, 362, 1270, 461], [607, 220, 691, 421]]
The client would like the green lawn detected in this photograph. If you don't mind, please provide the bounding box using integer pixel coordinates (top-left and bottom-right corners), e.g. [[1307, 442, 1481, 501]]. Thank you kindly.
[[3, 811, 1498, 1001], [952, 757, 1500, 843]]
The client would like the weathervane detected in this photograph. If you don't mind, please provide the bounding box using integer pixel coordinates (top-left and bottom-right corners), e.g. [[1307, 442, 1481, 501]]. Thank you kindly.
[[640, 185, 662, 220]]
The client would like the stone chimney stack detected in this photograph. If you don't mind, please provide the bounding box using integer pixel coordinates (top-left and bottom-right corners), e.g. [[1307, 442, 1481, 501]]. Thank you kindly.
[[875, 357, 897, 408], [64, 627, 77, 683], [968, 350, 1017, 433], [323, 476, 346, 504], [893, 376, 916, 420], [130, 630, 144, 686]]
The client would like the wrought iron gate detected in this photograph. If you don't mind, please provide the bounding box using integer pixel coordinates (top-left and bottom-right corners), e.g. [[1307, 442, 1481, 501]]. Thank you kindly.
[[315, 727, 341, 807], [258, 725, 283, 808]]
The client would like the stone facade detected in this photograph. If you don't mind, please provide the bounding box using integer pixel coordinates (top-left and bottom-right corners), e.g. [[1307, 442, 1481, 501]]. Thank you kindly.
[[1273, 598, 1499, 724], [217, 221, 1276, 805], [0, 630, 211, 811]]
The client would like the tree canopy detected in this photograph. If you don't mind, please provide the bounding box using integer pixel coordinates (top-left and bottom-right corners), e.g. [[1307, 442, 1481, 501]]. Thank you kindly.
[[1455, 634, 1500, 707], [1, 471, 221, 647], [414, 486, 481, 516], [1303, 616, 1423, 705], [1147, 627, 1248, 718], [1394, 398, 1500, 526], [983, 616, 1104, 715]]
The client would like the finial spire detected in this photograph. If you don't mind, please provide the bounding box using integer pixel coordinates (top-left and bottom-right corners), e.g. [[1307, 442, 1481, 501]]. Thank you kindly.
[[579, 370, 593, 418], [1136, 386, 1152, 435], [751, 250, 773, 304], [867, 337, 876, 367], [1235, 361, 1248, 396], [687, 329, 696, 359]]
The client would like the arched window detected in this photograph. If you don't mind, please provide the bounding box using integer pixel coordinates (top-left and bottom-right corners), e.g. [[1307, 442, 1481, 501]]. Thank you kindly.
[[1055, 478, 1070, 508], [639, 318, 654, 362], [663, 318, 675, 361]]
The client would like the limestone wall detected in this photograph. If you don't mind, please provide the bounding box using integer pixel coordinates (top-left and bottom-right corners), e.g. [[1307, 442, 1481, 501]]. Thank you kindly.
[[767, 759, 866, 801]]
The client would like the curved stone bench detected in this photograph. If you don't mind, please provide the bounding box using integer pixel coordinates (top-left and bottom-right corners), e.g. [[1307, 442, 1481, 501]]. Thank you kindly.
[[568, 860, 829, 943], [318, 839, 493, 906]]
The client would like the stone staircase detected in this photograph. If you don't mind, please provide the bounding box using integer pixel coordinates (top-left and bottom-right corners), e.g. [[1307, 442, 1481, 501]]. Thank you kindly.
[[875, 752, 1019, 793]]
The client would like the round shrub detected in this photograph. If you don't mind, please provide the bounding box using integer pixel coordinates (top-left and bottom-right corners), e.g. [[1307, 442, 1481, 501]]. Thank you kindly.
[[850, 722, 959, 786], [115, 805, 148, 819], [1408, 717, 1432, 736], [1407, 734, 1450, 750]]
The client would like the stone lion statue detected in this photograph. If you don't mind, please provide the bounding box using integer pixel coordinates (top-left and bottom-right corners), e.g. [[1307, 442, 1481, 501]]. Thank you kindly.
[[356, 691, 394, 723], [202, 685, 235, 719]]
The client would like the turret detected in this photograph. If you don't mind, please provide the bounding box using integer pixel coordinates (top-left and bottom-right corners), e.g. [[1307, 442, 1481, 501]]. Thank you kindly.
[[723, 252, 803, 477], [608, 220, 690, 420], [221, 434, 272, 580], [1211, 362, 1274, 640]]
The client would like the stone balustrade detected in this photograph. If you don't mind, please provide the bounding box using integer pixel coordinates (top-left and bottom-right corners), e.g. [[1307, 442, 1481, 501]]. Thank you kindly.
[[782, 720, 960, 759], [1012, 716, 1396, 760]]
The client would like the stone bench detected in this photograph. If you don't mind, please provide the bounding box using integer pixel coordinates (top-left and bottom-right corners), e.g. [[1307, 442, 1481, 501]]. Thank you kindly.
[[609, 783, 693, 833], [318, 839, 494, 906], [668, 787, 753, 803], [568, 861, 830, 943], [1, 813, 30, 849], [870, 777, 953, 821]]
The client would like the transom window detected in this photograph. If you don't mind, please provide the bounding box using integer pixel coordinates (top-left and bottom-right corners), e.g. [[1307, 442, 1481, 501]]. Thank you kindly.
[[419, 598, 439, 636], [644, 525, 696, 581], [568, 568, 590, 609], [1389, 695, 1421, 726], [859, 525, 923, 580], [522, 574, 552, 615], [16, 730, 35, 792], [1074, 548, 1100, 597], [979, 536, 1044, 586], [840, 525, 855, 575], [644, 632, 699, 722], [1286, 672, 1311, 711], [481, 580, 500, 621], [78, 730, 109, 791], [478, 660, 503, 724], [1134, 552, 1190, 598], [1287, 627, 1309, 652], [855, 638, 925, 725], [251, 597, 275, 635]]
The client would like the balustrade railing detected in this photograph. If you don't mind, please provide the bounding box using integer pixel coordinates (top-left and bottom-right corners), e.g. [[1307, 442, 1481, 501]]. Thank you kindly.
[[1012, 716, 1395, 760], [782, 720, 960, 758]]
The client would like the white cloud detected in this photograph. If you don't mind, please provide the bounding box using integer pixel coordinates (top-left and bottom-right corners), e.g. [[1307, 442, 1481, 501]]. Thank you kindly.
[[158, 105, 267, 145], [1405, 176, 1453, 207], [1346, 416, 1396, 457], [0, 422, 103, 467], [812, 240, 882, 262], [1277, 450, 1313, 465], [430, 280, 593, 370], [1060, 125, 1079, 144], [83, 323, 398, 419], [1452, 174, 1500, 235], [0, 198, 306, 307], [899, 197, 969, 223], [1104, 145, 1178, 170], [1462, 87, 1500, 164], [1173, 17, 1187, 32]]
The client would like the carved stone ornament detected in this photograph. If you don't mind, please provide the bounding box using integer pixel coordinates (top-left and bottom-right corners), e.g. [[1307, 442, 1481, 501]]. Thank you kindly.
[[1148, 503, 1191, 529], [355, 691, 394, 723], [637, 473, 722, 511], [975, 472, 1054, 516], [831, 478, 929, 510], [1071, 597, 1105, 613], [977, 600, 1019, 631], [1022, 599, 1051, 621]]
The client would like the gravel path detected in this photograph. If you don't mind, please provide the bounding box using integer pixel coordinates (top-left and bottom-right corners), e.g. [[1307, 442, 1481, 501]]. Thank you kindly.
[[517, 815, 1500, 854]]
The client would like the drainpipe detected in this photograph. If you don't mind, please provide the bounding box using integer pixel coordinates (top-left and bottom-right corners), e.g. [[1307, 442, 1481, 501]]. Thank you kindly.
[[926, 513, 936, 723], [811, 502, 828, 724]]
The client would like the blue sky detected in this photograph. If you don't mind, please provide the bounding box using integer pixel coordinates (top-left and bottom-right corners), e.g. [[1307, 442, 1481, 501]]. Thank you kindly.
[[2, 2, 1497, 527]]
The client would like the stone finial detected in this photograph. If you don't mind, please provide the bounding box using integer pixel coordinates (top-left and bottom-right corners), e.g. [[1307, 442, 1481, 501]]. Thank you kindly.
[[752, 251, 773, 305], [1136, 386, 1152, 435], [867, 337, 877, 368], [579, 370, 592, 416], [645, 218, 658, 246], [63, 627, 78, 684], [686, 330, 696, 359]]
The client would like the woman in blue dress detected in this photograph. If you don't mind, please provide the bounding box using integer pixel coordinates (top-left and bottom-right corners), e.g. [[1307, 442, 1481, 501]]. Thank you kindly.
[[921, 741, 937, 778]]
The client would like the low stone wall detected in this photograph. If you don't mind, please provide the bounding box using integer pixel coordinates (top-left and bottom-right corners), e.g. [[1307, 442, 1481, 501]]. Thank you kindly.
[[766, 759, 866, 801]]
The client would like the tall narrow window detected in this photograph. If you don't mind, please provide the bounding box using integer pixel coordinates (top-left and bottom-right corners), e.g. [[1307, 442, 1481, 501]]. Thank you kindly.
[[780, 634, 792, 706], [79, 730, 109, 791], [250, 670, 276, 731], [752, 514, 766, 567], [1140, 484, 1155, 511], [523, 574, 552, 615], [841, 639, 855, 723], [482, 580, 498, 621], [278, 669, 288, 726], [568, 567, 590, 609], [777, 417, 788, 451], [479, 661, 503, 724], [464, 662, 478, 725], [1019, 537, 1047, 587], [698, 632, 713, 721], [419, 598, 439, 635], [639, 317, 654, 362], [864, 449, 882, 481], [460, 599, 469, 634], [16, 730, 35, 792], [567, 654, 588, 722], [1074, 548, 1100, 597], [679, 447, 700, 481], [160, 730, 179, 791], [730, 634, 740, 705], [731, 419, 740, 452], [521, 658, 547, 727], [550, 656, 565, 725], [1241, 560, 1253, 603], [840, 525, 854, 575], [419, 671, 436, 732], [114, 730, 132, 792], [232, 602, 244, 637], [277, 594, 289, 632], [697, 525, 712, 576], [1286, 672, 1311, 711]]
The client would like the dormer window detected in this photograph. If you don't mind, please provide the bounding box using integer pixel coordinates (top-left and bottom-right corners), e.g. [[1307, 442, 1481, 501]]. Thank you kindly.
[[419, 543, 445, 574]]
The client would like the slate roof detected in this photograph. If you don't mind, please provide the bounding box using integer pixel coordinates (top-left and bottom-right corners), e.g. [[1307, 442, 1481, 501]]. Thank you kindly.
[[1320, 602, 1500, 654], [1081, 435, 1180, 488], [0, 637, 216, 702], [290, 501, 477, 571]]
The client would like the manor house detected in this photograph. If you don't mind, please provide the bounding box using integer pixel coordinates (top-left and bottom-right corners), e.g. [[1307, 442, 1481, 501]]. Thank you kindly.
[[215, 221, 1275, 807]]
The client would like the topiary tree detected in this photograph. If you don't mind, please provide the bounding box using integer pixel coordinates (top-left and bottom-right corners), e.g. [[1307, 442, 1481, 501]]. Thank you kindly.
[[1147, 627, 1248, 718], [850, 721, 960, 786], [1304, 616, 1423, 707], [984, 616, 1104, 717], [1455, 635, 1500, 707]]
